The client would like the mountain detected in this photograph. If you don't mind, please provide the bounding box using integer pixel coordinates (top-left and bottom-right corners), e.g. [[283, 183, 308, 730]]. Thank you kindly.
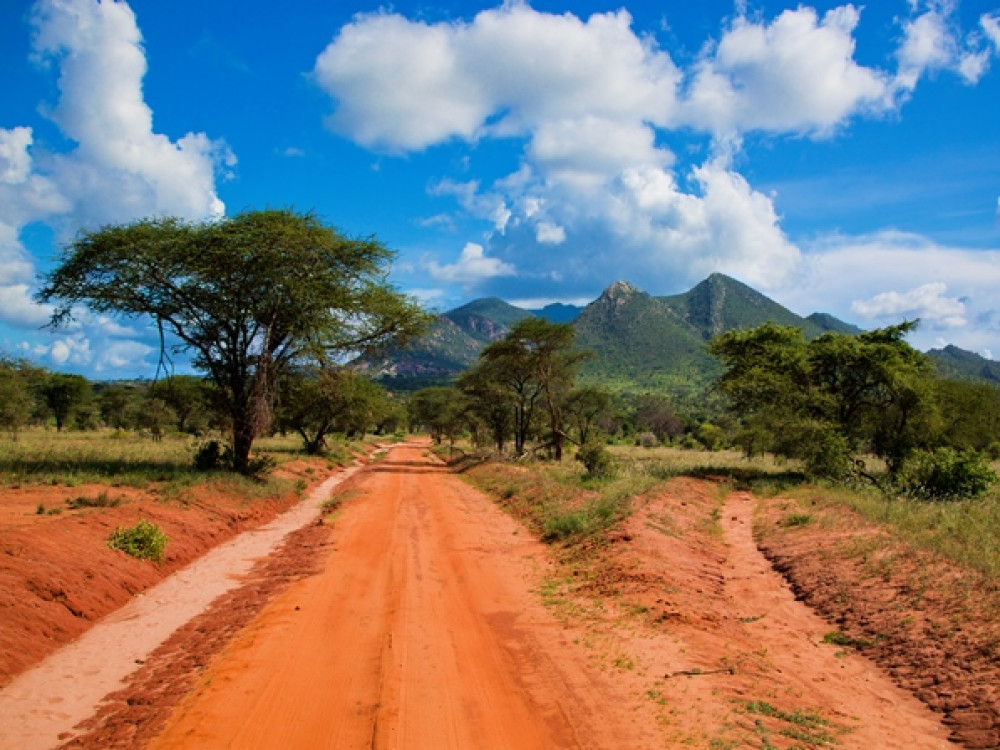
[[806, 312, 864, 335], [927, 345, 1000, 384], [659, 273, 826, 340], [528, 303, 583, 323], [354, 297, 531, 388], [572, 281, 718, 395], [360, 274, 863, 395]]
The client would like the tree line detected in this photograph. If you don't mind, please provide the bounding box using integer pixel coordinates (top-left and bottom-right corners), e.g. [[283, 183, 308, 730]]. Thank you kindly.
[[23, 207, 1000, 497]]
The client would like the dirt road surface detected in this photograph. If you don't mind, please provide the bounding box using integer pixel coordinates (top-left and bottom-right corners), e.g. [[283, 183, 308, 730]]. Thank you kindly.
[[141, 443, 950, 749]]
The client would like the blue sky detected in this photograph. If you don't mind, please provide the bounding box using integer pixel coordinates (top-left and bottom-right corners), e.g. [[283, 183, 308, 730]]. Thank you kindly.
[[1, 0, 999, 378]]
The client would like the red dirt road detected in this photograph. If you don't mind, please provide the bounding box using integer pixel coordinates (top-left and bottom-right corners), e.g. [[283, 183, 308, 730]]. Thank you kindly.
[[149, 443, 662, 749], [142, 444, 952, 750]]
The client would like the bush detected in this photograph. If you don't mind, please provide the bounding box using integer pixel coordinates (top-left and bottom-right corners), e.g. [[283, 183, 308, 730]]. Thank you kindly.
[[194, 440, 228, 471], [576, 441, 616, 478], [803, 431, 853, 481], [986, 441, 1000, 461], [899, 447, 997, 501], [636, 432, 659, 448], [542, 511, 588, 541], [108, 519, 168, 562]]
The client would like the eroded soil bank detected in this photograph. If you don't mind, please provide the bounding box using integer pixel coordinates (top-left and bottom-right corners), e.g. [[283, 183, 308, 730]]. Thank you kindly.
[[757, 494, 1000, 748]]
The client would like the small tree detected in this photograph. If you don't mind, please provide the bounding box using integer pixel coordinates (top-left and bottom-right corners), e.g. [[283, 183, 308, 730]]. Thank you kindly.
[[40, 372, 91, 432], [280, 367, 390, 454], [38, 209, 429, 473], [408, 387, 468, 448], [564, 386, 612, 445]]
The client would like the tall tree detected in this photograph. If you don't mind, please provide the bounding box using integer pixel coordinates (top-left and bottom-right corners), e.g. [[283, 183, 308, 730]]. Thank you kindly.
[[476, 318, 590, 459], [37, 209, 429, 472]]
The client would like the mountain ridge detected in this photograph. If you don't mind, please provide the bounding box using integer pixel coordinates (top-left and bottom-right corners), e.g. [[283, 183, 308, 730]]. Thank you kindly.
[[359, 274, 995, 393]]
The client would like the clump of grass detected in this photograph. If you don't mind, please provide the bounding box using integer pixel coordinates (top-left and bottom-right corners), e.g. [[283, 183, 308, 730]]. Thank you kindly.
[[822, 630, 875, 649], [66, 490, 121, 509], [780, 512, 813, 528], [108, 519, 168, 562], [743, 701, 840, 746]]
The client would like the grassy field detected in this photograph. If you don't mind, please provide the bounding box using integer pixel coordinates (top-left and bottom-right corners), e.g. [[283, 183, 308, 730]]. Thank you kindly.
[[463, 441, 1000, 579], [0, 428, 373, 501]]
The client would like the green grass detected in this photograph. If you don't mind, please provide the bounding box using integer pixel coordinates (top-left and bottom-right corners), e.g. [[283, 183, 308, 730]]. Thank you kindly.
[[0, 429, 204, 487], [108, 519, 168, 562], [0, 428, 340, 508], [785, 483, 1000, 579]]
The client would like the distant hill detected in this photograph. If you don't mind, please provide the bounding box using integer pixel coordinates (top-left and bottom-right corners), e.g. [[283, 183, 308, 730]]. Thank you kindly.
[[528, 303, 583, 323], [354, 297, 531, 388], [927, 345, 1000, 384], [359, 274, 875, 396], [572, 281, 718, 397]]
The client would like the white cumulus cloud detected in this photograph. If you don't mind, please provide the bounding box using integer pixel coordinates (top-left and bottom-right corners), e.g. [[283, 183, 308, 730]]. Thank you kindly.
[[851, 282, 966, 327], [896, 2, 996, 89], [681, 5, 891, 137], [425, 242, 517, 286], [29, 0, 233, 228]]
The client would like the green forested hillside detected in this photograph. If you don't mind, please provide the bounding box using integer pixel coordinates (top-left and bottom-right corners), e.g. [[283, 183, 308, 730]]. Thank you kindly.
[[659, 273, 826, 340]]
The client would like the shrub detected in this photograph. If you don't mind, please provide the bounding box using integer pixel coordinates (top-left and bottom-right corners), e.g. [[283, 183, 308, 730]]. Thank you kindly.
[[193, 440, 227, 471], [986, 441, 1000, 461], [636, 432, 659, 448], [542, 511, 588, 541], [108, 519, 168, 562], [899, 447, 997, 501], [576, 441, 616, 478], [803, 431, 853, 481]]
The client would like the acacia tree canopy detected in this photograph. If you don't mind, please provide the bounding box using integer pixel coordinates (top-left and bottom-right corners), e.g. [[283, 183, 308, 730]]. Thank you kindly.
[[709, 321, 936, 479], [37, 208, 429, 472]]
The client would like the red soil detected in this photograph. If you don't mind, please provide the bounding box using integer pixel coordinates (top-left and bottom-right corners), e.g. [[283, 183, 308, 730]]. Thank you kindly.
[[0, 462, 328, 688], [3, 446, 989, 748]]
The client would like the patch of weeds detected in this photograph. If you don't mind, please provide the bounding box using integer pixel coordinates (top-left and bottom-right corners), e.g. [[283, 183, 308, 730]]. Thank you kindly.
[[543, 511, 588, 541], [780, 512, 813, 528], [645, 688, 667, 706], [108, 519, 168, 562], [66, 490, 122, 509], [708, 739, 738, 750], [322, 489, 359, 513], [613, 654, 635, 670], [822, 630, 876, 650], [743, 701, 841, 747], [739, 613, 766, 623]]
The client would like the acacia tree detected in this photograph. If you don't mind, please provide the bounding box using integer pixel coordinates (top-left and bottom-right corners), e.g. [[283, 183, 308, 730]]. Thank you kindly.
[[0, 358, 34, 437], [40, 372, 91, 432], [38, 209, 428, 473], [709, 321, 936, 480], [279, 367, 390, 454], [474, 318, 590, 459]]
